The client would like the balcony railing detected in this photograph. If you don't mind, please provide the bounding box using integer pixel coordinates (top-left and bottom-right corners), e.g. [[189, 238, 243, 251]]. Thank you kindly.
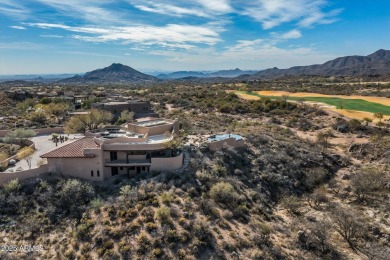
[[105, 159, 151, 166]]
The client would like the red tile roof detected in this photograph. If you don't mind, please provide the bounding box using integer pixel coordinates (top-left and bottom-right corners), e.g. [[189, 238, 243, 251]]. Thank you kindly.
[[40, 137, 100, 158]]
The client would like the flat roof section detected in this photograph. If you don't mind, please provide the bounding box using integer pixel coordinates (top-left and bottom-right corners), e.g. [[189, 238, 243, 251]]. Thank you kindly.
[[208, 134, 243, 142], [136, 120, 168, 127]]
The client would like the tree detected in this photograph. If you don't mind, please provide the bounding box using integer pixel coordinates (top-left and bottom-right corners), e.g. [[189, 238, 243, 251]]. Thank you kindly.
[[6, 128, 37, 146], [118, 110, 135, 124], [309, 218, 333, 254], [44, 102, 70, 118], [362, 117, 372, 126], [373, 112, 384, 123], [56, 179, 95, 218], [316, 130, 333, 151], [17, 146, 35, 169], [16, 98, 38, 113], [350, 168, 385, 201], [64, 109, 113, 134], [330, 207, 364, 247], [29, 111, 47, 124], [348, 119, 362, 132]]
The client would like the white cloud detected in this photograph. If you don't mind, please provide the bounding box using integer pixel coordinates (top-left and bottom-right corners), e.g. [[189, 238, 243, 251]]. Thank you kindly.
[[34, 0, 123, 24], [131, 0, 232, 18], [133, 2, 209, 18], [149, 40, 335, 70], [10, 25, 26, 30], [0, 1, 29, 19], [195, 0, 232, 13], [239, 0, 341, 29], [27, 23, 221, 48], [272, 29, 302, 39], [40, 34, 64, 38]]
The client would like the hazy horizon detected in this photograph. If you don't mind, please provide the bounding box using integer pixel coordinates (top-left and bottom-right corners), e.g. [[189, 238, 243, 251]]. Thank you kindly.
[[1, 1, 390, 74]]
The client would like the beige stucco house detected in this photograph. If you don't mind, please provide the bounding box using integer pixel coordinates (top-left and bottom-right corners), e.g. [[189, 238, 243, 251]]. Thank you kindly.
[[41, 118, 183, 181], [207, 134, 245, 151]]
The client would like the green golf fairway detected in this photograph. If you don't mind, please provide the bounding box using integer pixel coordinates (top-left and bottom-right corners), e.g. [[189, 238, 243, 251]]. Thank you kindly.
[[237, 91, 390, 115]]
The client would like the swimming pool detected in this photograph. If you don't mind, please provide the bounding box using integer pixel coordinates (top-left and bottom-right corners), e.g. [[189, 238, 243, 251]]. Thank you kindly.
[[207, 134, 243, 142]]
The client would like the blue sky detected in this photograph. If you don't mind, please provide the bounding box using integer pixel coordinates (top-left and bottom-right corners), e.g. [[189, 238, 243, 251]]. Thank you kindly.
[[0, 0, 389, 75]]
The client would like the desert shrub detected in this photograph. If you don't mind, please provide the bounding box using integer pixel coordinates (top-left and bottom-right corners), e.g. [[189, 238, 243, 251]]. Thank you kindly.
[[199, 198, 220, 219], [90, 198, 104, 213], [232, 205, 250, 222], [141, 207, 155, 222], [136, 232, 151, 255], [304, 167, 329, 190], [308, 218, 333, 254], [192, 217, 212, 243], [4, 179, 20, 194], [128, 221, 142, 234], [55, 179, 95, 218], [119, 185, 136, 200], [155, 206, 171, 223], [307, 186, 329, 208], [145, 222, 157, 232], [160, 191, 175, 205], [165, 229, 179, 243], [280, 195, 302, 215], [209, 182, 239, 206], [152, 248, 163, 257], [75, 222, 93, 241]]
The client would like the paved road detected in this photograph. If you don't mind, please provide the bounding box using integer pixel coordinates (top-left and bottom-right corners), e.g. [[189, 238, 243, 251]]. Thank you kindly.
[[5, 134, 82, 172]]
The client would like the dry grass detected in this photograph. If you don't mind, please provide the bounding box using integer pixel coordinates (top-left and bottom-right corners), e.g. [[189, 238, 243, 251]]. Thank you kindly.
[[256, 91, 390, 106]]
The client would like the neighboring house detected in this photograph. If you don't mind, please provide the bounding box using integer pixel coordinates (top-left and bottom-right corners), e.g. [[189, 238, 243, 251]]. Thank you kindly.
[[91, 100, 158, 119], [40, 118, 183, 181], [207, 134, 245, 151]]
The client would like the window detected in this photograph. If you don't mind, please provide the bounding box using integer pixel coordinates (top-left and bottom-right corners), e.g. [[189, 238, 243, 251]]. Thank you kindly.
[[112, 167, 119, 176], [110, 151, 117, 161], [128, 151, 146, 155], [97, 170, 100, 177], [120, 167, 123, 170], [91, 170, 94, 177], [130, 166, 135, 170]]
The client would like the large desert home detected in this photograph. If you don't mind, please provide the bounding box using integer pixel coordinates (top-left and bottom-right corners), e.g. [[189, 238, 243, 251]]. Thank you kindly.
[[40, 117, 183, 181]]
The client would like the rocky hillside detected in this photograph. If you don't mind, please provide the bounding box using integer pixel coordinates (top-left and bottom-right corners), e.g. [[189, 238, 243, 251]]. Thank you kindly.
[[247, 49, 390, 78]]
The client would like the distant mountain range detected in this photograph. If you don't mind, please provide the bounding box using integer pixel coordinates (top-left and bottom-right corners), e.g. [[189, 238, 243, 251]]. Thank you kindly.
[[246, 49, 390, 79], [156, 68, 257, 79], [2, 49, 389, 85], [0, 73, 75, 83], [59, 63, 157, 83]]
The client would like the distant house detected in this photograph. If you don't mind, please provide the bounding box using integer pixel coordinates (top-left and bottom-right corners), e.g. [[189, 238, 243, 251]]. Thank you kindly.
[[207, 134, 245, 151], [40, 118, 183, 180], [91, 100, 158, 119]]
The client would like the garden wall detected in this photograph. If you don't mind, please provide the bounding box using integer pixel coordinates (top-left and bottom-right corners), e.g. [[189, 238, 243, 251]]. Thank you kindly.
[[0, 127, 64, 138], [0, 164, 49, 187]]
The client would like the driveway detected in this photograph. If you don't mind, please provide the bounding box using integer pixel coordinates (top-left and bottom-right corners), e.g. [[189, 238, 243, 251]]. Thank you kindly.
[[5, 134, 82, 172]]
